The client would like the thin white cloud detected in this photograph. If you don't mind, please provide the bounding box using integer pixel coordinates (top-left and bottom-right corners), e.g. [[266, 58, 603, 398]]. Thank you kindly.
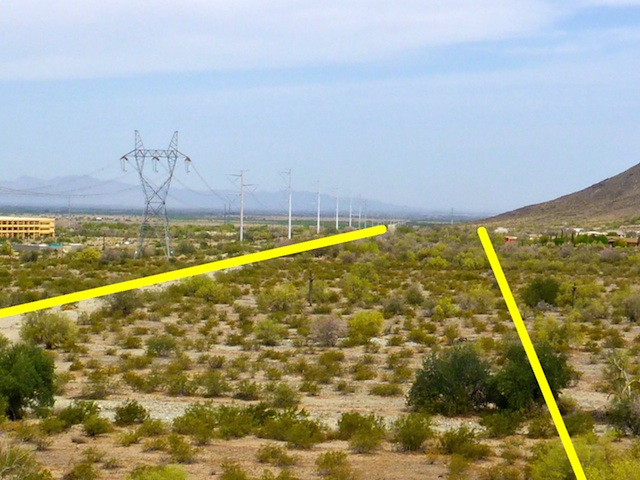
[[1, 0, 561, 80]]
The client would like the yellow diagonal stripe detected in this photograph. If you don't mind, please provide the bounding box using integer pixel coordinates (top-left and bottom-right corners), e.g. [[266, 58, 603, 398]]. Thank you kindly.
[[0, 225, 387, 320], [477, 226, 587, 480]]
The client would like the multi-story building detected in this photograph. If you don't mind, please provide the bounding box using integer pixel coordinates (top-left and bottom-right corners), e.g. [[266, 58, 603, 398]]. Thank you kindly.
[[0, 216, 55, 239]]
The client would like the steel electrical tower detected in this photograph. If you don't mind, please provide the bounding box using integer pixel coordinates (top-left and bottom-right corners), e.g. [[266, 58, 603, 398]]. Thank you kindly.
[[120, 131, 191, 259]]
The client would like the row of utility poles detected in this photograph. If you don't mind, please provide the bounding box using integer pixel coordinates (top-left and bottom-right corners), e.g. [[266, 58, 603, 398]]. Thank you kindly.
[[230, 169, 370, 242]]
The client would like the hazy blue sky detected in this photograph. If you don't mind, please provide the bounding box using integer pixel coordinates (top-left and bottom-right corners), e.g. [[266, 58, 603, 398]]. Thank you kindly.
[[2, 1, 640, 214]]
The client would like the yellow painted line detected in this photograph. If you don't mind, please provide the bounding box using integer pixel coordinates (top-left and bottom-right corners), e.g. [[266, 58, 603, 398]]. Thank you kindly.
[[0, 225, 387, 320], [477, 226, 586, 480]]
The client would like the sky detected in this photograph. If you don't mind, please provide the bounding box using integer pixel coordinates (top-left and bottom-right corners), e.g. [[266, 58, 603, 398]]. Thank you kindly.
[[2, 1, 640, 214]]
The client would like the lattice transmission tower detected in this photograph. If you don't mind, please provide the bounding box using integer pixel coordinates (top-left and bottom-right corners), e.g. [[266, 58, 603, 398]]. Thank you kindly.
[[120, 131, 191, 259]]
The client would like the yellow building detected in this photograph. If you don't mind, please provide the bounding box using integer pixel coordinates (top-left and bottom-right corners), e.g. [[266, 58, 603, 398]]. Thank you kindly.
[[0, 216, 55, 239]]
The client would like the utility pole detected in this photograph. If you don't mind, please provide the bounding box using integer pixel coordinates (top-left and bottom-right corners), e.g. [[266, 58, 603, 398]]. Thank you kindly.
[[316, 186, 321, 235], [348, 197, 353, 228], [364, 200, 368, 228], [358, 195, 362, 229], [282, 169, 292, 240], [230, 170, 255, 242], [335, 193, 339, 230]]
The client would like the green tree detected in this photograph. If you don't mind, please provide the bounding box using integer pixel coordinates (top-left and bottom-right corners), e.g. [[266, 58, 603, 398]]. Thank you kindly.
[[493, 341, 574, 411], [407, 345, 493, 416], [20, 311, 78, 350], [0, 343, 55, 420], [522, 277, 561, 308]]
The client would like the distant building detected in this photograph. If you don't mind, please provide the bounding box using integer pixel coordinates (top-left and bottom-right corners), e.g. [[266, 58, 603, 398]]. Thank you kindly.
[[0, 216, 55, 239]]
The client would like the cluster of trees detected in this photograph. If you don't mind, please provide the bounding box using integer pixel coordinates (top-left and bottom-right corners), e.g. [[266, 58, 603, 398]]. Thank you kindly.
[[407, 342, 575, 415]]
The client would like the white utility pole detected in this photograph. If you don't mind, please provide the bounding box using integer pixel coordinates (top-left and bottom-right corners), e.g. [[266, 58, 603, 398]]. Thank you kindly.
[[348, 197, 353, 228], [335, 193, 339, 230], [316, 187, 321, 234], [287, 169, 292, 240]]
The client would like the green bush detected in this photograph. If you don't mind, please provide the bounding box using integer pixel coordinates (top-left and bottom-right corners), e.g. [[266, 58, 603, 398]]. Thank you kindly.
[[127, 465, 189, 480], [20, 312, 78, 350], [368, 383, 402, 397], [259, 409, 326, 449], [255, 319, 288, 346], [480, 411, 524, 438], [82, 415, 111, 436], [438, 425, 491, 460], [199, 371, 231, 397], [58, 401, 99, 427], [267, 383, 301, 409], [0, 443, 53, 480], [114, 400, 149, 426], [0, 343, 55, 420], [607, 396, 640, 435], [522, 277, 560, 308], [337, 411, 385, 453], [391, 413, 433, 451], [166, 433, 197, 463], [407, 345, 493, 416], [256, 443, 297, 466], [347, 311, 384, 345], [315, 451, 356, 479], [146, 334, 179, 357]]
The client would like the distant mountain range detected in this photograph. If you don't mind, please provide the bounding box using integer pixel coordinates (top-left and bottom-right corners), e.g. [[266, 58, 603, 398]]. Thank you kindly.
[[488, 162, 640, 227], [0, 175, 453, 219]]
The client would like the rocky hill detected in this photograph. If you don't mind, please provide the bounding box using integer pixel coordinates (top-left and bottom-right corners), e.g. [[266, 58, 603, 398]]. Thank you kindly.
[[487, 162, 640, 227]]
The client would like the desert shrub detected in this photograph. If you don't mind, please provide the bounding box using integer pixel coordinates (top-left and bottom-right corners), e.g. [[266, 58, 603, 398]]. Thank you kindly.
[[146, 334, 179, 357], [407, 344, 493, 416], [480, 465, 523, 480], [480, 410, 524, 438], [405, 284, 424, 306], [391, 413, 433, 451], [219, 461, 250, 480], [20, 312, 78, 350], [172, 402, 218, 444], [564, 410, 594, 436], [199, 371, 231, 397], [527, 414, 556, 438], [259, 408, 326, 449], [258, 284, 302, 314], [166, 433, 197, 463], [438, 425, 491, 460], [522, 277, 560, 308], [256, 443, 297, 466], [234, 380, 262, 401], [267, 383, 301, 409], [255, 319, 288, 346], [368, 383, 402, 397], [493, 341, 574, 411], [529, 435, 640, 480], [621, 294, 640, 322], [58, 401, 99, 427], [137, 418, 167, 437], [127, 465, 189, 480], [82, 415, 111, 436], [63, 461, 97, 480], [0, 343, 55, 420], [607, 396, 640, 435], [311, 316, 345, 347], [337, 411, 385, 453], [347, 311, 384, 345], [114, 399, 149, 426], [315, 451, 356, 479], [39, 415, 68, 435], [107, 291, 141, 317], [0, 443, 53, 480]]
